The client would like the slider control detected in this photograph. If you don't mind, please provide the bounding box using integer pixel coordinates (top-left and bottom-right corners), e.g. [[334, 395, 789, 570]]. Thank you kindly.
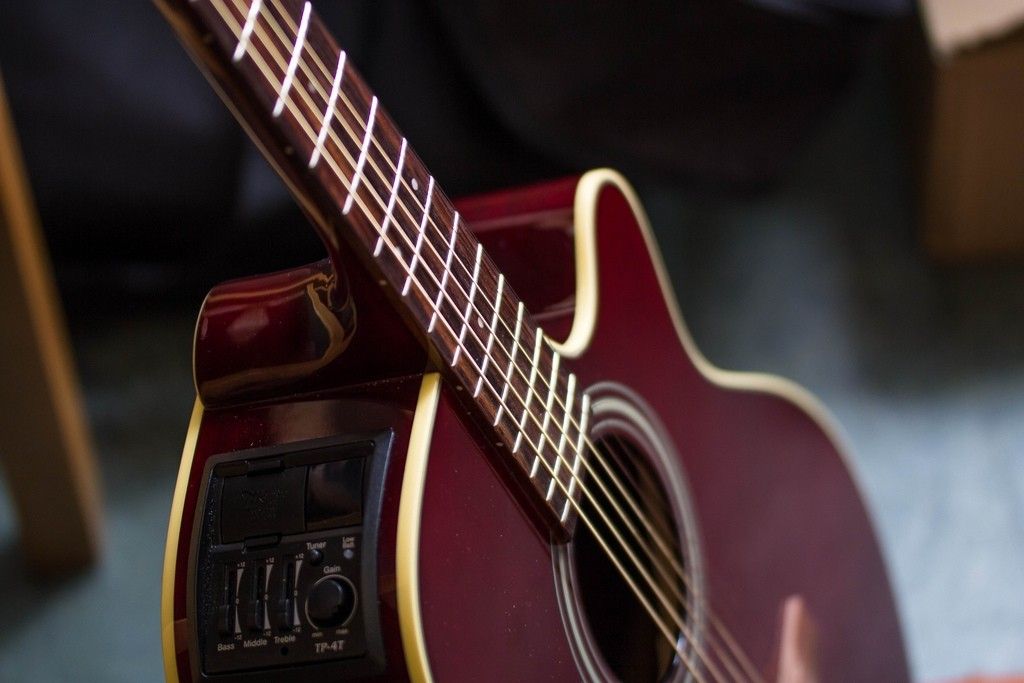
[[247, 564, 268, 632], [274, 559, 299, 632], [217, 566, 239, 636]]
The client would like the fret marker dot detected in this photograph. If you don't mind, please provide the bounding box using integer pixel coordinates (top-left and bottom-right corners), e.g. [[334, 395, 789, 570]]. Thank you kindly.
[[411, 177, 419, 191]]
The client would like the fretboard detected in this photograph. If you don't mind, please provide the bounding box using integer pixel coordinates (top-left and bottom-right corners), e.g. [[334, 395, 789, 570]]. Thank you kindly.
[[161, 0, 588, 535]]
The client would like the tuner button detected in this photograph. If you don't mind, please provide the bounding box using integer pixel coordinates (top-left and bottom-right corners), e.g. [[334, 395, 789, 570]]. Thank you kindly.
[[305, 576, 356, 630]]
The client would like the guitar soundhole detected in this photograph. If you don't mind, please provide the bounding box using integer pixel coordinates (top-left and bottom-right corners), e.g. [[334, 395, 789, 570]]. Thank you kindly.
[[573, 433, 688, 682]]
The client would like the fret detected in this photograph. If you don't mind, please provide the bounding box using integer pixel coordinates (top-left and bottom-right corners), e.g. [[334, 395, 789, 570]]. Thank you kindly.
[[272, 0, 311, 117], [450, 244, 483, 366], [562, 394, 591, 523], [547, 373, 577, 501], [536, 352, 561, 496], [473, 274, 505, 397], [493, 301, 524, 427], [342, 95, 378, 214], [401, 177, 434, 296], [308, 50, 346, 169], [428, 213, 459, 332], [518, 328, 545, 467], [536, 351, 561, 453], [373, 138, 407, 256], [556, 374, 577, 458], [231, 0, 263, 62]]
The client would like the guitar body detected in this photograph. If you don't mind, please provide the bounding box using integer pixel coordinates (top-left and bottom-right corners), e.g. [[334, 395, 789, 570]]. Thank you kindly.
[[162, 170, 908, 682]]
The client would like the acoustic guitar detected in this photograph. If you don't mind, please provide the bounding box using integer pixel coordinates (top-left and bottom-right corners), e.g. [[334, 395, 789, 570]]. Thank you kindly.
[[157, 1, 910, 681]]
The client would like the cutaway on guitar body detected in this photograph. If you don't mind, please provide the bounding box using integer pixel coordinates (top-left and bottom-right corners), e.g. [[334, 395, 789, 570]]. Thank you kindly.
[[163, 171, 909, 683]]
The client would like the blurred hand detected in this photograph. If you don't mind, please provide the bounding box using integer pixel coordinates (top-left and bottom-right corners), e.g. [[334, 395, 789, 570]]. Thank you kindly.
[[777, 595, 819, 683]]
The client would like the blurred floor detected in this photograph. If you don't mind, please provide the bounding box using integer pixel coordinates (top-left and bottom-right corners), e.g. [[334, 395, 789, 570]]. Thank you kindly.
[[0, 41, 1022, 683]]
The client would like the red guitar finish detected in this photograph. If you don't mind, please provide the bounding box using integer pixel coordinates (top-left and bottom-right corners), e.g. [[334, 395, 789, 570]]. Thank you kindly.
[[156, 1, 908, 679], [162, 171, 909, 682]]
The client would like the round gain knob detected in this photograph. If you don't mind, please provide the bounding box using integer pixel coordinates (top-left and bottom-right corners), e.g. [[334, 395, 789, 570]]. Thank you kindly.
[[305, 575, 356, 629]]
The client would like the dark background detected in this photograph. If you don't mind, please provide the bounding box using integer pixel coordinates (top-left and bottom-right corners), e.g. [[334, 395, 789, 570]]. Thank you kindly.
[[0, 1, 1022, 680], [0, 0, 885, 298]]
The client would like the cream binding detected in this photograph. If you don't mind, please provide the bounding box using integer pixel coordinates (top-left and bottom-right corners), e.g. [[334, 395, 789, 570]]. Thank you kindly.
[[161, 169, 866, 683], [162, 399, 204, 683], [395, 168, 872, 682]]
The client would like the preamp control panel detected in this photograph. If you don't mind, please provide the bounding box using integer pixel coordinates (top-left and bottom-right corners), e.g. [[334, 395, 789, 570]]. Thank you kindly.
[[191, 433, 391, 681]]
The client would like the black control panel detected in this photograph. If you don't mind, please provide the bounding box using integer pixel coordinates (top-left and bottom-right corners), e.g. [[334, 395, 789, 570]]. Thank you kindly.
[[190, 433, 391, 681]]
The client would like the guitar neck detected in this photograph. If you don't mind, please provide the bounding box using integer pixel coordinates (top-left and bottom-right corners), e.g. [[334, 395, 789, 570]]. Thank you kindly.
[[159, 0, 586, 535]]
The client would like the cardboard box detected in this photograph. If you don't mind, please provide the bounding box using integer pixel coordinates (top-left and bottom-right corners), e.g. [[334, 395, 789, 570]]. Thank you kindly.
[[909, 0, 1024, 260]]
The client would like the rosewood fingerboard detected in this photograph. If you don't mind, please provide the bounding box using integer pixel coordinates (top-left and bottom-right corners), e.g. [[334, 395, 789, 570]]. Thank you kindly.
[[158, 0, 588, 536]]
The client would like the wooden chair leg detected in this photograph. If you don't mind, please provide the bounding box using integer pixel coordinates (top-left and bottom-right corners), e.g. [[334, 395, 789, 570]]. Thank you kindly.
[[0, 71, 102, 573]]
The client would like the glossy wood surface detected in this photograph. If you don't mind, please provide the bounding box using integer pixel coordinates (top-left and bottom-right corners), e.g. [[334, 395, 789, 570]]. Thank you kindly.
[[194, 251, 424, 408], [168, 178, 588, 681], [168, 174, 908, 681], [414, 178, 909, 680], [417, 382, 581, 681]]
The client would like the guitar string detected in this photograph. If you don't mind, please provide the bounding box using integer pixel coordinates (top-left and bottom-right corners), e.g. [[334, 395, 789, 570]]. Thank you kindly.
[[600, 433, 763, 682], [215, 2, 759, 680], [206, 3, 714, 680], [250, 3, 761, 679], [214, 10, 721, 683], [218, 6, 774, 683], [233, 6, 740, 679], [238, 2, 762, 680], [225, 2, 759, 680], [591, 431, 754, 683]]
